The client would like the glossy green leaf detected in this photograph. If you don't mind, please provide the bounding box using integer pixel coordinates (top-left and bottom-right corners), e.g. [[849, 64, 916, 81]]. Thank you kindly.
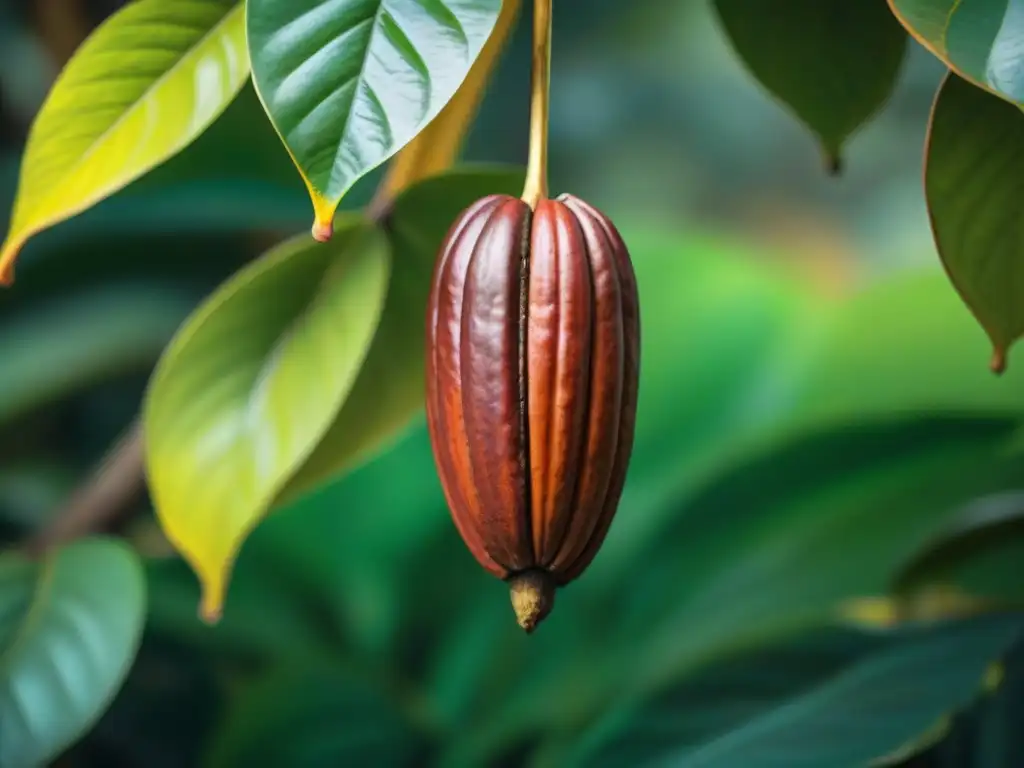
[[0, 0, 248, 282], [0, 538, 146, 767], [203, 664, 431, 767], [715, 0, 907, 170], [923, 72, 1024, 373], [277, 166, 524, 503], [246, 0, 503, 239], [888, 0, 1024, 105], [623, 418, 1021, 686], [144, 219, 391, 621], [894, 490, 1024, 605], [0, 287, 194, 425], [572, 614, 1023, 768]]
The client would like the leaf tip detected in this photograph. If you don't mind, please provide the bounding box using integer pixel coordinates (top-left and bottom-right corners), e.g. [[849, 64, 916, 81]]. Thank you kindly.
[[312, 217, 334, 243], [310, 193, 337, 243], [824, 151, 844, 177], [990, 346, 1008, 375], [198, 576, 226, 625]]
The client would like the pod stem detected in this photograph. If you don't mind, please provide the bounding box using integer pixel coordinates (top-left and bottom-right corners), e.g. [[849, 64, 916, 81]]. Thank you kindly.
[[520, 0, 552, 210], [509, 569, 555, 633]]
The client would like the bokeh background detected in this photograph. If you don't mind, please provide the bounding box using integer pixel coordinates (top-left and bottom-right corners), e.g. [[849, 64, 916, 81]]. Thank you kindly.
[[2, 1, 1021, 767]]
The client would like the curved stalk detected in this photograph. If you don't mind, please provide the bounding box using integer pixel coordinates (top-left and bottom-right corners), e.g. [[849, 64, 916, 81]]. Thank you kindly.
[[521, 0, 552, 209]]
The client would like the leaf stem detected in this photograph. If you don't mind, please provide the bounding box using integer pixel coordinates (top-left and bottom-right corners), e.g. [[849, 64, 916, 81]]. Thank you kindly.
[[521, 0, 552, 210]]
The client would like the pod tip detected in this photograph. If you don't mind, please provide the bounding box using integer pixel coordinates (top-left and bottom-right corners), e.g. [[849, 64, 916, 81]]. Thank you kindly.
[[509, 569, 555, 634]]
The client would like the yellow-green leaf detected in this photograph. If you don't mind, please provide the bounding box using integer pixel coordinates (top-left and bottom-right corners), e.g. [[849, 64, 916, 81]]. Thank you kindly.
[[0, 0, 248, 283], [144, 219, 391, 621]]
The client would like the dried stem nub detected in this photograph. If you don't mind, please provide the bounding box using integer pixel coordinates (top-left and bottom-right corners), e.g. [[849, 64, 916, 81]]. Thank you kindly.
[[508, 569, 555, 633]]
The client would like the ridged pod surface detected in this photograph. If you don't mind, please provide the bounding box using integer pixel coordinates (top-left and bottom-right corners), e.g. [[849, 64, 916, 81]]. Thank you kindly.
[[424, 193, 640, 632]]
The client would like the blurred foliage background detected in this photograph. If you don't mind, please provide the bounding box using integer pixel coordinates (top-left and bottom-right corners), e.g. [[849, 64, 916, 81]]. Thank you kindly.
[[1, 1, 1022, 767]]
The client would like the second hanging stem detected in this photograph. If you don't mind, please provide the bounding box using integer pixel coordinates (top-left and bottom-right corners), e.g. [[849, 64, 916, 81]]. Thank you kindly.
[[521, 0, 552, 209]]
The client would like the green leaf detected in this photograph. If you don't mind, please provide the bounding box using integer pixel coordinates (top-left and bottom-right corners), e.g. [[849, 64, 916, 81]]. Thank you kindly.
[[0, 0, 248, 282], [204, 663, 431, 767], [0, 538, 146, 767], [923, 72, 1024, 373], [894, 490, 1024, 605], [571, 614, 1023, 768], [715, 0, 907, 170], [143, 218, 391, 622], [246, 0, 503, 238], [277, 165, 526, 503], [0, 287, 194, 425], [623, 418, 1021, 686], [888, 0, 1024, 106]]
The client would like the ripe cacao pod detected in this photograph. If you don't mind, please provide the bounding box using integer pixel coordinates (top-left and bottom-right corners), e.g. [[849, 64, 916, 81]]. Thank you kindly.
[[424, 192, 640, 632]]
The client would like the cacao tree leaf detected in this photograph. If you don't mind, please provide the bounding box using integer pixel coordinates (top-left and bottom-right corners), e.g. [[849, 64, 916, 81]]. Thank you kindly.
[[622, 418, 1021, 684], [246, 0, 503, 239], [888, 0, 1024, 106], [0, 0, 249, 283], [923, 72, 1024, 373], [0, 538, 146, 768], [276, 165, 525, 504], [714, 0, 907, 171], [143, 219, 391, 622], [893, 490, 1024, 605], [571, 614, 1024, 768], [0, 286, 194, 425], [203, 664, 431, 767]]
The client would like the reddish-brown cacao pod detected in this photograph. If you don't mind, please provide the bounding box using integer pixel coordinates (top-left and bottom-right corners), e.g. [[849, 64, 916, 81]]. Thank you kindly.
[[424, 193, 640, 632]]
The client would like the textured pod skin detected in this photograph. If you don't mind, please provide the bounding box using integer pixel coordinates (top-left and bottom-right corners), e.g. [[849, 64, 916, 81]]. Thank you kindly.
[[425, 192, 640, 630]]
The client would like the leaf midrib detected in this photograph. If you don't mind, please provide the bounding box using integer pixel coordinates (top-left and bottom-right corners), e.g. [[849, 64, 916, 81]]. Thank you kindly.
[[326, 1, 390, 198]]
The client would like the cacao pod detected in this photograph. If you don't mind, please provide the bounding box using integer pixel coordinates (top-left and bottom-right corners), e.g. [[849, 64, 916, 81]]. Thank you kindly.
[[424, 193, 640, 632]]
